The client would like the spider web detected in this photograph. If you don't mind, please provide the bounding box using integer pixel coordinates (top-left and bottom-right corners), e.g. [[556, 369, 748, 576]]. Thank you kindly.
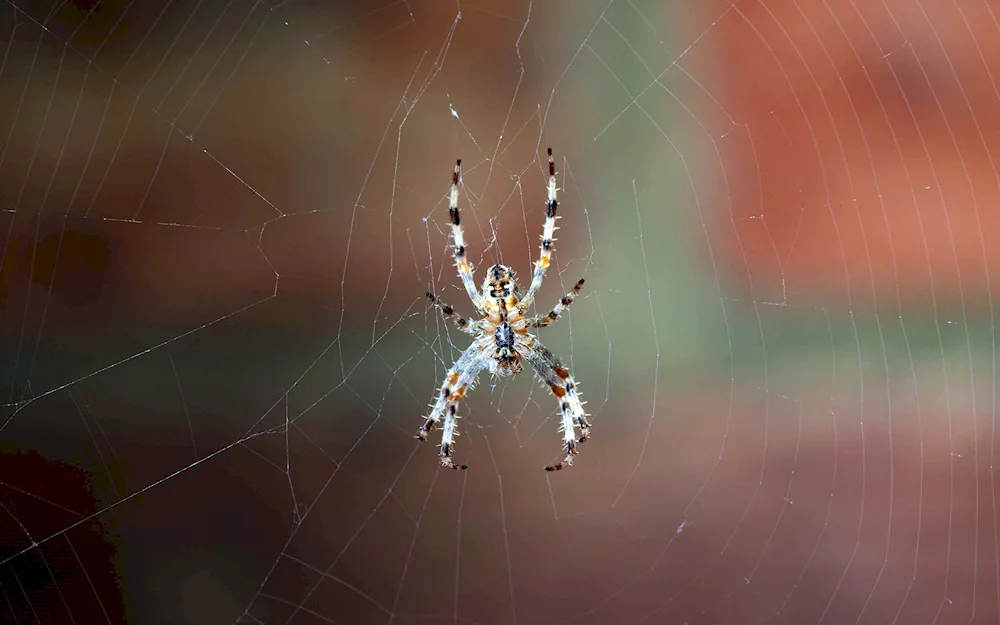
[[0, 0, 998, 623]]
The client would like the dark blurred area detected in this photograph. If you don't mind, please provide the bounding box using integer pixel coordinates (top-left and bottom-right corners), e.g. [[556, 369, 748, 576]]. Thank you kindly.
[[0, 0, 998, 624]]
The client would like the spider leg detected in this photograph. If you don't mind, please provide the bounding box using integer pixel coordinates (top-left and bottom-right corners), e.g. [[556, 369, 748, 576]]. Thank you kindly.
[[416, 342, 489, 469], [448, 159, 485, 311], [528, 278, 585, 328], [522, 338, 591, 471], [426, 291, 477, 335], [518, 148, 559, 313]]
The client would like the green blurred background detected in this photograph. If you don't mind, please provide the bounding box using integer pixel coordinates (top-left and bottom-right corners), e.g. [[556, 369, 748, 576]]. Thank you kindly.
[[0, 0, 998, 623]]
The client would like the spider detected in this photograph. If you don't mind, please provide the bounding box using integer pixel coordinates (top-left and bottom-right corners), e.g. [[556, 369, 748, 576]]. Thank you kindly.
[[419, 148, 591, 471]]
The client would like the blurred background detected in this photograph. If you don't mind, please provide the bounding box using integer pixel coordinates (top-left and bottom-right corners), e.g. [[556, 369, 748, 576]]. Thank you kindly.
[[0, 0, 998, 623]]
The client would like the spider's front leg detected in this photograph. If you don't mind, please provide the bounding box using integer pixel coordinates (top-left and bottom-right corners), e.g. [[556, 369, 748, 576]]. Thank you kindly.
[[522, 339, 591, 471], [416, 343, 488, 469], [448, 159, 485, 312], [518, 148, 560, 314]]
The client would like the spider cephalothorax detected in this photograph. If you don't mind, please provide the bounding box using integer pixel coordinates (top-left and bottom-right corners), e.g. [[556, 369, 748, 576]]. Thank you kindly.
[[489, 311, 522, 376], [420, 149, 591, 471], [480, 264, 523, 375]]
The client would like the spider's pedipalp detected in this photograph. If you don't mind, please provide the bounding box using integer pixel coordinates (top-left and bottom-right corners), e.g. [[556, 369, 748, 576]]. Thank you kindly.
[[448, 159, 485, 312], [522, 338, 591, 471], [529, 278, 585, 329]]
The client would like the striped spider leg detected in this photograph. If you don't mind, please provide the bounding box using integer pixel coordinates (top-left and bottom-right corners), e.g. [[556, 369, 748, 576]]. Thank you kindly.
[[521, 338, 591, 471], [426, 291, 477, 335], [527, 278, 585, 328], [416, 341, 490, 470], [516, 148, 560, 316], [447, 159, 485, 312]]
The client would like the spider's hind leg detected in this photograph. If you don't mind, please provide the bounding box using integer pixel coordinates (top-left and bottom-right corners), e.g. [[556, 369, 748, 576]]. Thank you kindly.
[[417, 345, 487, 470], [523, 339, 591, 471]]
